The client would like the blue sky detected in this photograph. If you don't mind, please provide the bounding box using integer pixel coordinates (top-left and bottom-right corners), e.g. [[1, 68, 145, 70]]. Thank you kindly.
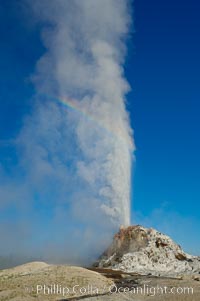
[[0, 0, 199, 257], [127, 0, 200, 253]]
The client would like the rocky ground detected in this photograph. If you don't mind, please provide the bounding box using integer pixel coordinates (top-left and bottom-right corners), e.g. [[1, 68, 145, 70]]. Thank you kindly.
[[0, 263, 200, 301], [79, 272, 200, 301]]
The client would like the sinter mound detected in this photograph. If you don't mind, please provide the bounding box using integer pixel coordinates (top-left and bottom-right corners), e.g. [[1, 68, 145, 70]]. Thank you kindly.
[[94, 225, 200, 277]]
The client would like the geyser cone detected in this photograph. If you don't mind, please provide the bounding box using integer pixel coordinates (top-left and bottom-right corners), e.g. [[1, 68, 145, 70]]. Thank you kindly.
[[95, 225, 200, 277]]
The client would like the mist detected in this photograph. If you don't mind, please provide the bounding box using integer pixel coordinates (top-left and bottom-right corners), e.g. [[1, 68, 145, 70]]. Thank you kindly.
[[0, 0, 134, 266]]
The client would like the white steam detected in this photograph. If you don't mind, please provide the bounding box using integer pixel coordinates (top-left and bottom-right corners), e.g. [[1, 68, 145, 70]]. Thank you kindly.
[[29, 0, 134, 226], [0, 0, 134, 264]]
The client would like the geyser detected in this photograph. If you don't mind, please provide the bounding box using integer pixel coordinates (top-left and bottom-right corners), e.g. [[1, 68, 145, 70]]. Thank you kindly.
[[28, 0, 135, 227], [0, 0, 135, 264]]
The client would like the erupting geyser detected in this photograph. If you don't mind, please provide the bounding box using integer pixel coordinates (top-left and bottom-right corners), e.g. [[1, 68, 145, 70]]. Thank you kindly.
[[28, 0, 135, 228], [0, 0, 136, 262]]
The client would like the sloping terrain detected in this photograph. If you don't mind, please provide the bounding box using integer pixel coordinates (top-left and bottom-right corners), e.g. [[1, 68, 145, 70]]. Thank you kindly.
[[0, 260, 199, 301], [0, 261, 114, 301]]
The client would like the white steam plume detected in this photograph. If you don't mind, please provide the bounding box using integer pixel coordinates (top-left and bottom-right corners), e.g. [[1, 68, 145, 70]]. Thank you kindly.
[[28, 0, 134, 226], [0, 0, 134, 264]]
